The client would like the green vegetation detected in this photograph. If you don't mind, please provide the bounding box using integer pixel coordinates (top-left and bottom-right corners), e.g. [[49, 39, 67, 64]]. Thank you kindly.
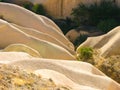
[[22, 1, 33, 11], [77, 47, 93, 61], [71, 0, 120, 33], [23, 3, 48, 16], [97, 19, 118, 33], [0, 0, 5, 2], [77, 47, 120, 84], [53, 17, 77, 34], [32, 4, 47, 16]]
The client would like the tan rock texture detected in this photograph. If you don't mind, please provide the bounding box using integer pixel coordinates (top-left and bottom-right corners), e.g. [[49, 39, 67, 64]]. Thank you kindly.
[[65, 29, 89, 43], [38, 15, 63, 33], [65, 29, 80, 43], [77, 26, 120, 58], [12, 23, 75, 54], [0, 3, 74, 51], [0, 2, 120, 89], [3, 44, 42, 57], [0, 57, 120, 90], [0, 19, 75, 60]]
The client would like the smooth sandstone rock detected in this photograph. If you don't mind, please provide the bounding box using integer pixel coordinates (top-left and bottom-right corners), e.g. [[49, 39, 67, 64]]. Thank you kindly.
[[66, 29, 89, 43], [0, 19, 75, 60], [0, 1, 120, 90], [66, 29, 80, 43], [77, 26, 120, 57], [2, 58, 119, 90], [39, 15, 63, 34], [12, 23, 75, 54], [0, 52, 33, 64], [0, 3, 74, 50], [3, 44, 42, 57], [35, 69, 93, 90]]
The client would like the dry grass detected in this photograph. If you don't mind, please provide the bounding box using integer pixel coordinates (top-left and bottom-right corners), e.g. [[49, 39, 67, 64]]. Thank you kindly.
[[77, 49, 120, 84], [98, 55, 120, 83], [0, 64, 71, 90]]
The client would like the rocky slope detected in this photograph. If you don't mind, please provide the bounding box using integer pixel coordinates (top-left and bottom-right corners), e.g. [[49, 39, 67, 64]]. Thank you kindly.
[[0, 2, 120, 90], [76, 26, 120, 84], [0, 64, 70, 90], [77, 26, 120, 58]]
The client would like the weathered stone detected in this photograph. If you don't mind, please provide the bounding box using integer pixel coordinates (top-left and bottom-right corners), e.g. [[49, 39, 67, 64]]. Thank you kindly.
[[77, 26, 120, 58]]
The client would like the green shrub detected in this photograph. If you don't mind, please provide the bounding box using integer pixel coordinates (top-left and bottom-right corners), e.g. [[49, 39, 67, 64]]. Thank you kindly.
[[32, 4, 47, 16], [53, 17, 77, 34], [71, 3, 89, 26], [22, 2, 33, 11], [71, 1, 120, 26], [0, 0, 5, 2], [77, 47, 93, 60], [97, 19, 118, 33]]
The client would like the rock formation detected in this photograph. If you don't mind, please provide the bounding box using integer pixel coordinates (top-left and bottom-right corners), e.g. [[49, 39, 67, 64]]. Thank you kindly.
[[3, 44, 42, 57], [66, 27, 103, 44], [66, 29, 88, 43], [0, 3, 74, 51], [76, 26, 120, 84], [0, 2, 120, 90], [12, 23, 75, 54], [66, 29, 80, 43], [0, 19, 75, 60], [77, 26, 120, 58]]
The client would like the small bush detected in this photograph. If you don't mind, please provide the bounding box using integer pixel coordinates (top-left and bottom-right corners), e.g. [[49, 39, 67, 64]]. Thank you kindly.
[[71, 3, 89, 26], [32, 4, 47, 16], [22, 2, 33, 11], [77, 47, 93, 60], [97, 19, 118, 33]]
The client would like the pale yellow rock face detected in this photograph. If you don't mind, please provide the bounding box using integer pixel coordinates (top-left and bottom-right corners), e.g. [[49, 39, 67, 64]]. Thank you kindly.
[[12, 23, 75, 54], [0, 3, 74, 51], [3, 44, 42, 58], [0, 58, 120, 90], [43, 0, 62, 17], [38, 15, 63, 34], [0, 19, 75, 60], [0, 2, 120, 90]]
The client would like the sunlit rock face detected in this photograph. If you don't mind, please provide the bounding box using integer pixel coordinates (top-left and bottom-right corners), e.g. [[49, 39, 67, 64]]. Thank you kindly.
[[0, 2, 120, 90], [77, 26, 120, 58], [0, 2, 75, 60]]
